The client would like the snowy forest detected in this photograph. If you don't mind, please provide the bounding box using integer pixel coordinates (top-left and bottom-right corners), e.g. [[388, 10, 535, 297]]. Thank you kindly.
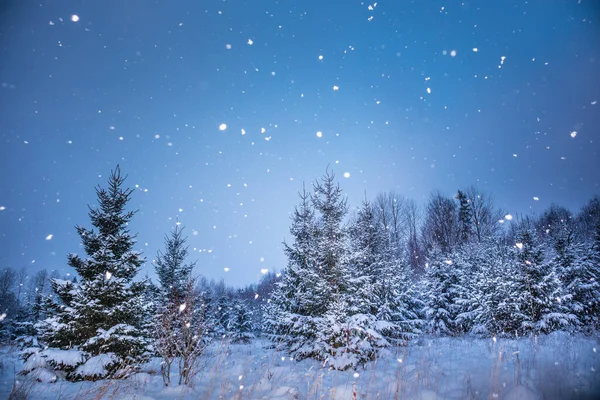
[[0, 166, 599, 398]]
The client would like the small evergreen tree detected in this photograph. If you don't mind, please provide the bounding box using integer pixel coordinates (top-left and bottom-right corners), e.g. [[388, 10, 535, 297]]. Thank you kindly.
[[228, 293, 254, 344], [154, 225, 196, 305], [263, 184, 324, 357], [569, 222, 600, 330], [36, 166, 151, 380], [513, 229, 574, 334], [422, 247, 461, 335]]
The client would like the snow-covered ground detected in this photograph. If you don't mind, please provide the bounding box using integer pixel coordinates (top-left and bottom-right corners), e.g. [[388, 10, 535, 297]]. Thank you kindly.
[[1, 332, 599, 399]]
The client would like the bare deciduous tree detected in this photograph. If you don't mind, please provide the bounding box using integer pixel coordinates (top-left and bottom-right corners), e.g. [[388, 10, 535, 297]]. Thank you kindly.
[[405, 198, 424, 274], [155, 277, 208, 387], [464, 186, 503, 242], [373, 191, 407, 256], [175, 278, 208, 385], [421, 191, 459, 254]]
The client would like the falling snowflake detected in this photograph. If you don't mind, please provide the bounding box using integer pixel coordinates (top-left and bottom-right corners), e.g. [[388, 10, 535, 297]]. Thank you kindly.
[[343, 172, 351, 178], [71, 14, 79, 22], [179, 303, 186, 313], [533, 197, 539, 201], [224, 267, 229, 272], [316, 131, 323, 138], [426, 87, 431, 94], [46, 234, 53, 241], [105, 271, 112, 280], [219, 123, 227, 131], [570, 131, 577, 138], [333, 85, 339, 91], [516, 243, 524, 250], [247, 39, 253, 45], [450, 49, 457, 57], [0, 206, 5, 211], [260, 268, 269, 274], [472, 48, 478, 52], [504, 214, 513, 221], [318, 55, 323, 60], [225, 44, 232, 49]]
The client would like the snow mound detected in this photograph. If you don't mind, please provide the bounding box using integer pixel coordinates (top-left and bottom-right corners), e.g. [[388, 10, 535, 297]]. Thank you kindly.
[[502, 385, 541, 400], [414, 390, 445, 400], [22, 351, 46, 373], [29, 367, 58, 383]]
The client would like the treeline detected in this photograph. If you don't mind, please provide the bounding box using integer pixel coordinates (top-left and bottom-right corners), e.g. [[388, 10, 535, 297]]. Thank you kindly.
[[0, 166, 599, 381], [264, 170, 600, 369]]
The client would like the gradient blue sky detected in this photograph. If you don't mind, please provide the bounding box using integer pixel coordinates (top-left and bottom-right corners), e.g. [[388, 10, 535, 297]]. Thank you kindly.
[[1, 0, 599, 287]]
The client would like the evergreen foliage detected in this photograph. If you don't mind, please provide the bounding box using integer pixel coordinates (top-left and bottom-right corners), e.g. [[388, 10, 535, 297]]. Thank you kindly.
[[228, 293, 255, 344], [422, 247, 461, 335], [33, 166, 151, 380], [512, 228, 575, 334]]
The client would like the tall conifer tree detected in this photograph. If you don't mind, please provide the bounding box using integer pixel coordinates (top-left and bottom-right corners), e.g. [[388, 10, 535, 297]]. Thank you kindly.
[[39, 166, 151, 378]]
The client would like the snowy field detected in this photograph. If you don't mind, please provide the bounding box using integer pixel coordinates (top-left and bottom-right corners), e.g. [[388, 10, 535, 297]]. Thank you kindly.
[[1, 332, 599, 400]]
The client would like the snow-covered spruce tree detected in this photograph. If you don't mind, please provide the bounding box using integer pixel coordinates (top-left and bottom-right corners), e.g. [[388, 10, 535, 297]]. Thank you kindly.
[[310, 169, 373, 368], [210, 280, 233, 338], [0, 268, 19, 342], [557, 223, 600, 330], [422, 247, 462, 336], [34, 166, 151, 380], [450, 244, 480, 334], [346, 198, 382, 318], [347, 198, 421, 348], [263, 184, 325, 358], [311, 169, 349, 309], [227, 292, 255, 344], [452, 241, 518, 336], [513, 228, 574, 334], [14, 270, 50, 348], [154, 225, 196, 305], [36, 277, 78, 350]]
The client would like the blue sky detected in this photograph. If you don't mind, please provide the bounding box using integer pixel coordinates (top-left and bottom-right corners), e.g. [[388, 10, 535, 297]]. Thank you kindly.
[[0, 0, 599, 287]]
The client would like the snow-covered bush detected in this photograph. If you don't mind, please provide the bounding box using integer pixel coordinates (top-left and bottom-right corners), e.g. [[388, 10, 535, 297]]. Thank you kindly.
[[20, 347, 87, 382], [41, 348, 87, 373], [73, 353, 118, 381]]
